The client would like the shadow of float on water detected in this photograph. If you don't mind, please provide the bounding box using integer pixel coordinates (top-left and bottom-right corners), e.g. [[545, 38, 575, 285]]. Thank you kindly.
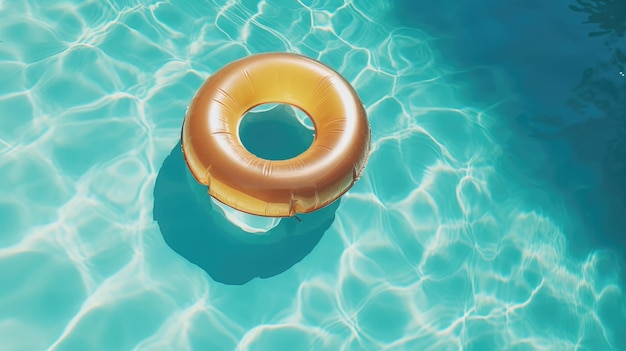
[[153, 105, 338, 285]]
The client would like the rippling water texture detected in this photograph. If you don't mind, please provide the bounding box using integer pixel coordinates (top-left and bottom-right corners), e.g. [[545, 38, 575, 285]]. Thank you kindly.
[[1, 1, 625, 350]]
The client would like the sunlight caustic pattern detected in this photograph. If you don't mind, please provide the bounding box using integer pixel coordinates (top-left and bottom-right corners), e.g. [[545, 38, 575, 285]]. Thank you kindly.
[[0, 0, 624, 350]]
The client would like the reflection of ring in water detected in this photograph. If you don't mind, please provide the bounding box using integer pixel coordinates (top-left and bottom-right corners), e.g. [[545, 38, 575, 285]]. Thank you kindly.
[[153, 105, 341, 285], [181, 52, 371, 217]]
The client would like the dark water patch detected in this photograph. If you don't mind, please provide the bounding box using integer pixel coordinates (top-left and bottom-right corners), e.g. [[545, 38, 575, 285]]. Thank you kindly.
[[388, 1, 626, 264]]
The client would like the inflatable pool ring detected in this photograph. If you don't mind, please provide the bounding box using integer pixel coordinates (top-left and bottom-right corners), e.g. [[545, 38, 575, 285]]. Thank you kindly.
[[181, 52, 371, 217]]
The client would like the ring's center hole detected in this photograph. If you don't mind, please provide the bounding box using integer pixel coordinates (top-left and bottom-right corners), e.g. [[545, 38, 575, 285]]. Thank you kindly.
[[239, 103, 315, 161]]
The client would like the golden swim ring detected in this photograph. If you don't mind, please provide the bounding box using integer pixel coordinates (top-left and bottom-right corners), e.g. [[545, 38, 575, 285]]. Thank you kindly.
[[181, 52, 371, 217]]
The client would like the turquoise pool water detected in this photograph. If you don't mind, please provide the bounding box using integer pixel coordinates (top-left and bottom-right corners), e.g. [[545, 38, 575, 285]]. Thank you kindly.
[[1, 0, 625, 350]]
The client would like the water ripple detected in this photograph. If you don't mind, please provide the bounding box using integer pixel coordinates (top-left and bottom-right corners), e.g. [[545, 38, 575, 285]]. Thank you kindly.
[[0, 0, 624, 350]]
